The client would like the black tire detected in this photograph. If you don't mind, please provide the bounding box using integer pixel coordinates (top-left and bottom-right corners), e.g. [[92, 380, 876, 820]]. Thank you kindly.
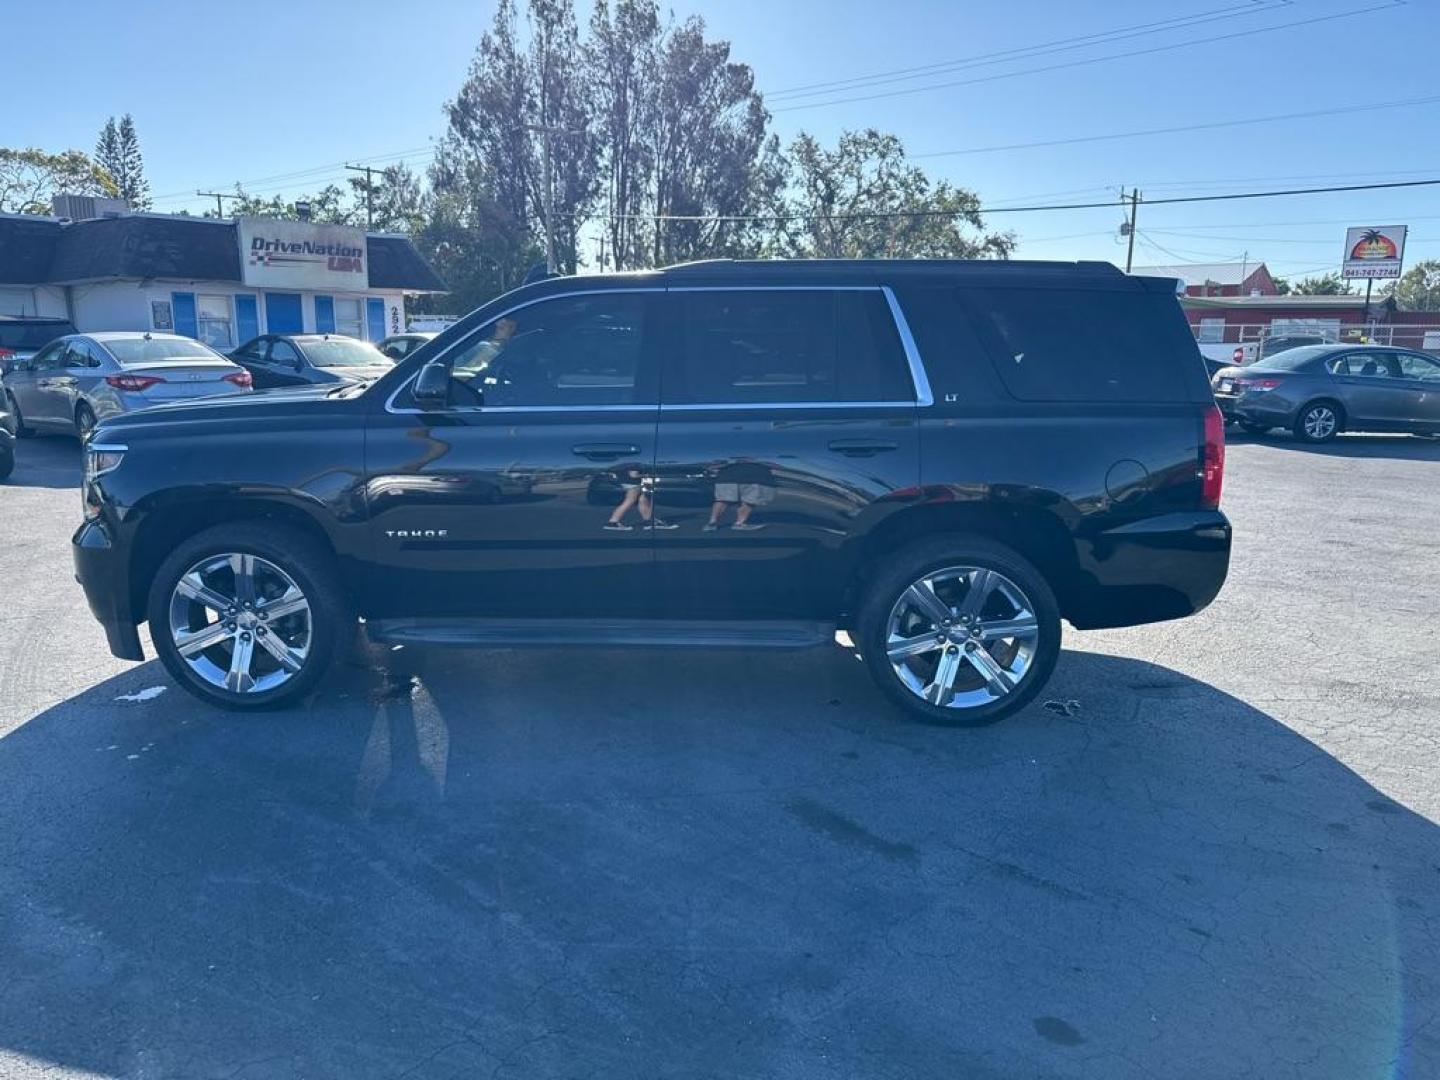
[[7, 393, 33, 438], [855, 535, 1062, 726], [1237, 419, 1270, 435], [146, 521, 349, 710], [1293, 400, 1342, 443], [74, 402, 96, 441], [0, 446, 13, 482]]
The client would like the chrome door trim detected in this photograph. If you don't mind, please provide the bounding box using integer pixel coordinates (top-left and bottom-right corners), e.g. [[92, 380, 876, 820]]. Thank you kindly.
[[881, 285, 934, 407]]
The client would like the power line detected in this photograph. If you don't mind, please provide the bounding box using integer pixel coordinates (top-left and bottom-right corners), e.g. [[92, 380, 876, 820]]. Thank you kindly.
[[578, 177, 1440, 224], [766, 0, 1281, 101], [912, 91, 1440, 159], [771, 0, 1404, 113]]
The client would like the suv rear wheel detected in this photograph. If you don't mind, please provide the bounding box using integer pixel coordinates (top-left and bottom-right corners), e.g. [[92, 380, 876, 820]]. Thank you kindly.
[[856, 536, 1061, 725], [147, 522, 347, 710]]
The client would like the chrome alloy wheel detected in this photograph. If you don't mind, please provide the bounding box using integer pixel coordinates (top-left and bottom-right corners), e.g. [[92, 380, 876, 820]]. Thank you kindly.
[[167, 553, 312, 695], [1303, 405, 1337, 440], [884, 566, 1040, 709]]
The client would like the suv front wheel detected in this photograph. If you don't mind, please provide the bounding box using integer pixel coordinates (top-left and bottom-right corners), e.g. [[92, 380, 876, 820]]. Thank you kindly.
[[147, 522, 347, 709], [856, 536, 1062, 725]]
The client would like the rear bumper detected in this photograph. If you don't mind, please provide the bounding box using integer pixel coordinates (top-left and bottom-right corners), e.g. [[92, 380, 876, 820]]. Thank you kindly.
[[72, 519, 144, 661], [1067, 510, 1231, 630]]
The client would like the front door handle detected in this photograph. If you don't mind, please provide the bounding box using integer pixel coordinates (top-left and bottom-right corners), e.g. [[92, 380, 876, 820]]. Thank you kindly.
[[828, 439, 899, 457], [572, 443, 639, 460]]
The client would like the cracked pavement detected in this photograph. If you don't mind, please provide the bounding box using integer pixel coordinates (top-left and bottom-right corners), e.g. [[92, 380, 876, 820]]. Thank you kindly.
[[1, 431, 1438, 1079]]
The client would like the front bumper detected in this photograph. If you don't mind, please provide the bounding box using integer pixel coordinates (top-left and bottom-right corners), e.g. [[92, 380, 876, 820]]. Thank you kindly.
[[1067, 510, 1232, 630], [72, 519, 144, 661]]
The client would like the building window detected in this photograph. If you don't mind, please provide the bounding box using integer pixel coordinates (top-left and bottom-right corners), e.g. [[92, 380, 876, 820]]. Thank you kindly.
[[151, 299, 174, 331], [333, 297, 364, 338], [1197, 318, 1225, 343], [197, 294, 234, 348]]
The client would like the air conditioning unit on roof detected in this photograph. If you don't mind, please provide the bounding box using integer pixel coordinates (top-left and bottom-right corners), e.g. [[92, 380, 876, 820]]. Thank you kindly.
[[51, 194, 130, 221]]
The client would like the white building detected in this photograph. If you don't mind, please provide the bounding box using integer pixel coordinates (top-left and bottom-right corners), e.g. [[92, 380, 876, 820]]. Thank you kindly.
[[0, 205, 445, 349]]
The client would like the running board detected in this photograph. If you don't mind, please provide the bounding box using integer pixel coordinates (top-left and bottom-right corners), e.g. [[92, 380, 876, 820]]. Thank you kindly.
[[365, 618, 836, 650]]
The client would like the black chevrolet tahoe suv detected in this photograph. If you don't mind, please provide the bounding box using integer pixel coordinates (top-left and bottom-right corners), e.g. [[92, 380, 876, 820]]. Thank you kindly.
[[74, 260, 1230, 724]]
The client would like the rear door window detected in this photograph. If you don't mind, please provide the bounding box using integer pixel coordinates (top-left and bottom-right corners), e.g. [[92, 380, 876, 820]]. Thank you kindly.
[[962, 287, 1193, 402], [669, 290, 913, 405]]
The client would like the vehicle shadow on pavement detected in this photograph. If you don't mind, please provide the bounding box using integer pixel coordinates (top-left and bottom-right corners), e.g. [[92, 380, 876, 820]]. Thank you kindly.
[[1, 644, 1437, 1079], [3, 434, 80, 489], [1230, 430, 1440, 461]]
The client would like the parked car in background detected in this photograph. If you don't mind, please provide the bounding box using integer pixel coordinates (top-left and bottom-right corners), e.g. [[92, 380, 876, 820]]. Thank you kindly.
[[377, 331, 438, 361], [73, 258, 1230, 723], [1211, 344, 1440, 442], [0, 373, 14, 480], [4, 333, 251, 440], [229, 334, 394, 390], [0, 315, 77, 376], [1228, 332, 1330, 368]]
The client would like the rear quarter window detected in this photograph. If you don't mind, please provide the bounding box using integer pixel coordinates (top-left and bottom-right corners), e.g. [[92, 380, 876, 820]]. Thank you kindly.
[[962, 287, 1198, 403]]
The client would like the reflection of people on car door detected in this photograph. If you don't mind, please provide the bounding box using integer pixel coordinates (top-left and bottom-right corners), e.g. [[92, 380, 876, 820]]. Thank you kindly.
[[605, 463, 676, 531], [705, 459, 775, 531]]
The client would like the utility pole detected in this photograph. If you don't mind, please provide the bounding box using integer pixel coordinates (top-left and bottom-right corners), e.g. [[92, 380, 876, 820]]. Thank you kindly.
[[1123, 188, 1141, 273], [343, 164, 376, 229], [196, 190, 241, 219], [525, 124, 581, 274]]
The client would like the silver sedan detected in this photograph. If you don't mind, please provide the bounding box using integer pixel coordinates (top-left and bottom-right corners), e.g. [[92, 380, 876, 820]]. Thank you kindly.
[[3, 332, 253, 439]]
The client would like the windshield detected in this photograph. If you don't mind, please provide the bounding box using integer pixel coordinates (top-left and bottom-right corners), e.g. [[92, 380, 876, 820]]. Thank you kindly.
[[106, 337, 227, 364], [303, 339, 392, 368], [1253, 346, 1333, 371], [0, 322, 75, 350]]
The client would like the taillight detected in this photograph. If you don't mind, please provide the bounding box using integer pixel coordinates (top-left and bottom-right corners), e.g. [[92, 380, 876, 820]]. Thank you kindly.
[[0, 348, 13, 359], [105, 373, 165, 392], [1235, 376, 1281, 391], [1201, 405, 1225, 509], [223, 370, 252, 388]]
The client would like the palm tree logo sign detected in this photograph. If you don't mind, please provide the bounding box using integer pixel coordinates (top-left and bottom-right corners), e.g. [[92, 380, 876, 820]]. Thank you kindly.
[[1350, 229, 1398, 261]]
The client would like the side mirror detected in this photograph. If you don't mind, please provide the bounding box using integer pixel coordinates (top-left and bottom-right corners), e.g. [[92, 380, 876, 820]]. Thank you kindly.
[[412, 360, 451, 409]]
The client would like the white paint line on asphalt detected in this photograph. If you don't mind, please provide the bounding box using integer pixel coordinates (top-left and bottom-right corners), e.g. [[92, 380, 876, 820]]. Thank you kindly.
[[115, 686, 167, 703]]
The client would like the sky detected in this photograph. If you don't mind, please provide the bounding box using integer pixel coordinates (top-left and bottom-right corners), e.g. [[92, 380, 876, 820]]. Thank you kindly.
[[5, 0, 1440, 280]]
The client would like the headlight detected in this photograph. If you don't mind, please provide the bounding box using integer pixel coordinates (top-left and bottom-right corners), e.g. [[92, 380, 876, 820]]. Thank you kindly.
[[84, 443, 126, 484]]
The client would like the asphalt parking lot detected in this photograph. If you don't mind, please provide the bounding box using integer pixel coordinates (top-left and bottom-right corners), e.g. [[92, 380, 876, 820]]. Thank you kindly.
[[2, 431, 1439, 1080]]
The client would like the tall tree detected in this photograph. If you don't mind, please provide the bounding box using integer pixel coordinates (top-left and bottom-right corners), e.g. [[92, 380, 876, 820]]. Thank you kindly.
[[94, 115, 150, 209], [585, 0, 660, 270], [0, 148, 117, 214], [767, 130, 1014, 260], [647, 15, 776, 265], [1381, 260, 1440, 311], [527, 0, 598, 271]]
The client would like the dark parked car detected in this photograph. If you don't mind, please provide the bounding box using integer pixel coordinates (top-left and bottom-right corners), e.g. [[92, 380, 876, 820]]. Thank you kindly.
[[229, 334, 393, 389], [0, 315, 77, 376], [74, 259, 1231, 724], [376, 331, 438, 361], [1211, 344, 1440, 442]]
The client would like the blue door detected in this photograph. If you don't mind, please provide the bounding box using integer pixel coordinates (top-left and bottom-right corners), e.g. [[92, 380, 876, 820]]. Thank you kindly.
[[314, 295, 335, 334], [366, 297, 386, 342], [235, 295, 259, 342], [172, 292, 197, 338], [265, 292, 303, 334]]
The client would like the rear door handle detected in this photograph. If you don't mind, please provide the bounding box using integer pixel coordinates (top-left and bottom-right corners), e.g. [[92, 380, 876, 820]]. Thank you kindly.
[[572, 443, 639, 460], [828, 439, 899, 457]]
